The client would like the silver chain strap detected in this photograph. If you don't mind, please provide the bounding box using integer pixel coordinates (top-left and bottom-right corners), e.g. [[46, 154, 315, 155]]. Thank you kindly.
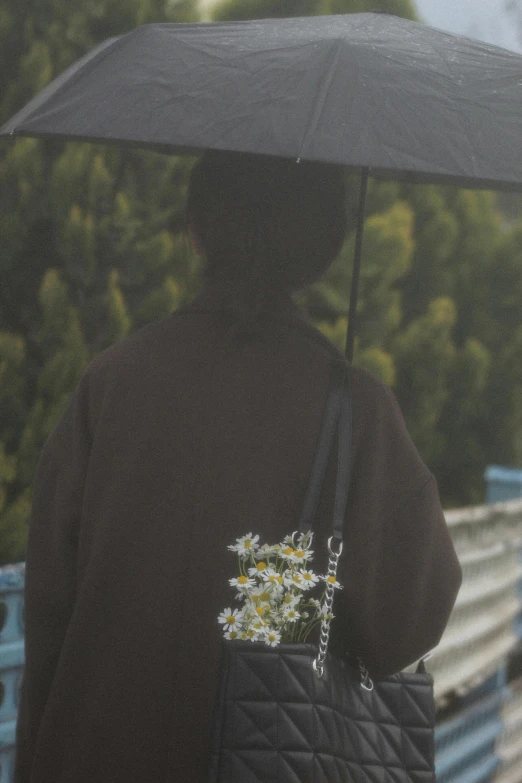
[[312, 536, 374, 692], [357, 657, 374, 691], [312, 536, 343, 678]]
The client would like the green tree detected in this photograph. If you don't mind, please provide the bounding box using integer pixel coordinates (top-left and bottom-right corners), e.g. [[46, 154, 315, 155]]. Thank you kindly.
[[392, 297, 457, 464], [0, 0, 201, 564], [212, 0, 416, 21], [481, 222, 522, 469]]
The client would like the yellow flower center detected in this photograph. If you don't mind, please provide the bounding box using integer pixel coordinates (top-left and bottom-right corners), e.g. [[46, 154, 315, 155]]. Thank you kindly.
[[256, 562, 267, 571], [255, 606, 266, 616], [284, 594, 293, 604], [276, 576, 283, 584], [228, 631, 238, 639], [226, 615, 236, 624], [246, 629, 255, 638], [244, 540, 252, 548], [326, 576, 337, 584], [282, 547, 294, 556], [259, 592, 270, 602], [268, 633, 277, 642], [237, 575, 248, 584], [294, 550, 305, 558], [303, 573, 312, 580], [292, 575, 302, 583]]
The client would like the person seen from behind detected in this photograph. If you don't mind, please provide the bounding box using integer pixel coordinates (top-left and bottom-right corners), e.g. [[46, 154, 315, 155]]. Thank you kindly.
[[14, 150, 462, 783]]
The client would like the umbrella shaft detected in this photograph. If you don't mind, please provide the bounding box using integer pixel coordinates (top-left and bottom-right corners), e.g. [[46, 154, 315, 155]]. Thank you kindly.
[[345, 168, 369, 362]]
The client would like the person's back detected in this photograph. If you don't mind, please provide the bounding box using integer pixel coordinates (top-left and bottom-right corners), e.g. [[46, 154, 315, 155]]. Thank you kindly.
[[14, 152, 461, 783]]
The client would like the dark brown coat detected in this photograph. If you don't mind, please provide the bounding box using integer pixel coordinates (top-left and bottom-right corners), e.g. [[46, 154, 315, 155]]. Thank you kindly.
[[14, 289, 462, 783]]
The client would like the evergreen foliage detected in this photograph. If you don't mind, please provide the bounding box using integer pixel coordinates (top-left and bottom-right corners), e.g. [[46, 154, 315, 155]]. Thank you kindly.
[[0, 0, 521, 563], [0, 0, 202, 563]]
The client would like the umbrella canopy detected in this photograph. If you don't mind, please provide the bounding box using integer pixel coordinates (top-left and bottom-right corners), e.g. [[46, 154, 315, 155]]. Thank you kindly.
[[2, 12, 522, 192]]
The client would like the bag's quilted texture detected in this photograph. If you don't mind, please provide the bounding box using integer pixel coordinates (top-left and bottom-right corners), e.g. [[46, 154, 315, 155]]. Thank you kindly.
[[208, 641, 435, 783]]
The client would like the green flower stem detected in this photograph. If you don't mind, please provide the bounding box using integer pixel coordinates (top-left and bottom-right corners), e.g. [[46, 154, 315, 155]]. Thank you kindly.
[[298, 617, 322, 642]]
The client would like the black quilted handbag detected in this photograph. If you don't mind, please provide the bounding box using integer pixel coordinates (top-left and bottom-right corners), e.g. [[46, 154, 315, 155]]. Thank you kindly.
[[208, 359, 435, 783]]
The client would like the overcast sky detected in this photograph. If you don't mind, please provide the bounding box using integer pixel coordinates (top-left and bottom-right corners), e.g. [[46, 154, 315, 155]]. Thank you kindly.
[[413, 0, 522, 53]]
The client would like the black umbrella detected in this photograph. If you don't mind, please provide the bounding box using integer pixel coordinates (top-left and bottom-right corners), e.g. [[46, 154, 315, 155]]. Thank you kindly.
[[2, 13, 522, 359]]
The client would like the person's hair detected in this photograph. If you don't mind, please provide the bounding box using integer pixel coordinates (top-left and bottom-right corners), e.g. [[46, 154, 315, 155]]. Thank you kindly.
[[186, 150, 347, 329]]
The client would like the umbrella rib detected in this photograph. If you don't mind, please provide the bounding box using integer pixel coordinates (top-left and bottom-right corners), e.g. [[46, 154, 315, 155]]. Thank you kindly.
[[0, 36, 125, 136], [419, 39, 484, 176], [298, 38, 344, 160]]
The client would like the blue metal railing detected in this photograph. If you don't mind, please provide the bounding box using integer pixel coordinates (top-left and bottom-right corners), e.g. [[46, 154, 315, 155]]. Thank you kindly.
[[485, 466, 522, 504], [0, 564, 25, 783], [435, 670, 508, 783]]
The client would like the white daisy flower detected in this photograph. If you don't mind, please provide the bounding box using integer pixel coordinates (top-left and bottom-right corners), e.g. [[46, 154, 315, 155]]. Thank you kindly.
[[323, 574, 343, 589], [299, 569, 320, 588], [248, 561, 269, 577], [289, 548, 312, 564], [320, 610, 335, 622], [254, 543, 276, 559], [279, 545, 296, 561], [224, 629, 240, 640], [228, 533, 260, 557], [229, 575, 255, 590], [284, 571, 305, 589], [250, 587, 273, 606], [262, 570, 285, 589], [241, 627, 263, 642], [241, 607, 256, 622], [264, 629, 281, 647], [218, 607, 242, 631], [297, 531, 314, 550], [283, 606, 301, 623]]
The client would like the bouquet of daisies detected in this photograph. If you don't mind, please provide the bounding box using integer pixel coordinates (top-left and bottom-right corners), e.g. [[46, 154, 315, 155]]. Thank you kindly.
[[218, 531, 342, 647]]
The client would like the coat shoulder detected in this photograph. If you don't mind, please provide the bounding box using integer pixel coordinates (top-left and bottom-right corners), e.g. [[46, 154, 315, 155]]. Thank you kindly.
[[77, 312, 191, 430], [83, 311, 187, 381], [349, 364, 402, 423]]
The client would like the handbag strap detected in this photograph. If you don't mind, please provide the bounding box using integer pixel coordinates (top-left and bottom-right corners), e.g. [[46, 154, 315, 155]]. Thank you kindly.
[[297, 359, 346, 535], [293, 356, 359, 680], [333, 363, 353, 544], [309, 362, 365, 683]]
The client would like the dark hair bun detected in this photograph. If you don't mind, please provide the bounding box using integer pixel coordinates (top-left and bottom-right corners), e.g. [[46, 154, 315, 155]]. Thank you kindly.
[[186, 150, 346, 328]]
